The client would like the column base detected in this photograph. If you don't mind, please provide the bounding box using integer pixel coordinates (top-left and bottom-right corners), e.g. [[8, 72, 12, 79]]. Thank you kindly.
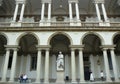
[[0, 78, 7, 83], [44, 82, 49, 84], [106, 79, 112, 82], [0, 81, 6, 83], [8, 80, 14, 83], [79, 80, 85, 83], [114, 76, 119, 82], [34, 82, 41, 84], [34, 80, 40, 83], [71, 81, 77, 84]]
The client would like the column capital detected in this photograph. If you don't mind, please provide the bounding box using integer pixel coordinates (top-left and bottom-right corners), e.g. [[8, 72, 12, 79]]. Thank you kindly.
[[36, 45, 51, 50], [68, 0, 78, 3], [69, 45, 84, 50], [4, 45, 20, 50], [16, 0, 26, 4], [93, 0, 104, 4], [100, 45, 116, 50], [42, 0, 51, 4]]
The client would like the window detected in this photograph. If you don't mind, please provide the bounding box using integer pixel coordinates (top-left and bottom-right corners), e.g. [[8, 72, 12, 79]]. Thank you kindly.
[[8, 56, 12, 69], [30, 56, 37, 70], [8, 51, 13, 69]]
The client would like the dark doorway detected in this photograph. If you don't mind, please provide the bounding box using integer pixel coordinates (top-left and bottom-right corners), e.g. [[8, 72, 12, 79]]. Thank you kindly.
[[84, 66, 90, 80]]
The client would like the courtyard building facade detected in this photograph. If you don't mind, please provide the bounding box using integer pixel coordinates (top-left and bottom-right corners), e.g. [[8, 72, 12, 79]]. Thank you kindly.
[[0, 0, 120, 84]]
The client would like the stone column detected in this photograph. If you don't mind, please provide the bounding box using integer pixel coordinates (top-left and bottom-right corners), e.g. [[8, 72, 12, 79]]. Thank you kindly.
[[41, 3, 45, 21], [1, 48, 10, 82], [78, 48, 85, 82], [35, 48, 42, 83], [101, 3, 108, 22], [19, 3, 25, 22], [110, 48, 119, 82], [75, 2, 80, 21], [69, 2, 73, 21], [44, 49, 50, 84], [95, 3, 102, 22], [12, 2, 19, 22], [9, 48, 18, 82], [48, 3, 51, 21], [102, 48, 111, 82], [71, 49, 76, 83]]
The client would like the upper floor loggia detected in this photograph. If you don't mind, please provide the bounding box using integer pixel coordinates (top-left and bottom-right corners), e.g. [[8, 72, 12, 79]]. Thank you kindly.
[[0, 0, 120, 27]]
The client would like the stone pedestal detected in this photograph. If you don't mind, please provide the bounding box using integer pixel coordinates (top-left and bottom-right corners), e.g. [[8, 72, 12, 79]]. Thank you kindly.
[[56, 71, 64, 84]]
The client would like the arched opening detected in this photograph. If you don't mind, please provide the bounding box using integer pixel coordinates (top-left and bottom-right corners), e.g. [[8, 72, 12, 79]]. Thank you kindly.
[[49, 34, 71, 82], [0, 35, 7, 54], [0, 34, 7, 77], [82, 34, 102, 80], [113, 34, 120, 76], [113, 34, 120, 54], [50, 34, 70, 54], [18, 34, 38, 79]]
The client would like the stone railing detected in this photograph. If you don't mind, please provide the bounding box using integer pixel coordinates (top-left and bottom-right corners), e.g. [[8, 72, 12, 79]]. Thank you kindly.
[[0, 22, 120, 28], [0, 22, 11, 27]]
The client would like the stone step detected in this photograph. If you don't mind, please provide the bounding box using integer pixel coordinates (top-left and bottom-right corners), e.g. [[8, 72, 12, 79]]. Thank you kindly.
[[0, 81, 120, 84]]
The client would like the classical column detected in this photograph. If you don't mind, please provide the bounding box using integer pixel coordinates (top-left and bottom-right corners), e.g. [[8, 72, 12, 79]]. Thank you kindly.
[[35, 49, 42, 83], [44, 49, 50, 84], [102, 48, 111, 82], [9, 48, 18, 82], [19, 3, 25, 22], [12, 3, 19, 22], [71, 49, 76, 83], [48, 3, 51, 21], [41, 3, 45, 21], [110, 48, 119, 82], [69, 2, 73, 21], [78, 48, 85, 82], [95, 3, 102, 22], [1, 48, 10, 82], [75, 2, 80, 21], [101, 3, 108, 22]]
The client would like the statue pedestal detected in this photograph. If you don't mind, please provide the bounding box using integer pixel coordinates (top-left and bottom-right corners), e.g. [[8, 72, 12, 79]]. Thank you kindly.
[[56, 71, 64, 84]]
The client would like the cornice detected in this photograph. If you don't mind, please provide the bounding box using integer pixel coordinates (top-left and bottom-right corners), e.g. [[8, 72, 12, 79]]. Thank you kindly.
[[69, 45, 84, 50], [0, 26, 120, 32], [100, 45, 116, 49], [36, 45, 51, 50]]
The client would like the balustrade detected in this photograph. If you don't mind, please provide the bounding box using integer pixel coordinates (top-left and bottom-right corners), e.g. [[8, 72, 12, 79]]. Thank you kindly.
[[0, 21, 120, 27]]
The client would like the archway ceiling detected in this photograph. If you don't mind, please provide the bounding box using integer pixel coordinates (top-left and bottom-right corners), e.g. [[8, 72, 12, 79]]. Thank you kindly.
[[50, 34, 70, 53], [83, 35, 101, 54], [19, 35, 38, 54], [0, 0, 119, 15]]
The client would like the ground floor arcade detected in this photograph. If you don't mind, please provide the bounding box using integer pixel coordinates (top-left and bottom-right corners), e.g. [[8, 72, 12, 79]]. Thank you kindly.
[[0, 31, 120, 83]]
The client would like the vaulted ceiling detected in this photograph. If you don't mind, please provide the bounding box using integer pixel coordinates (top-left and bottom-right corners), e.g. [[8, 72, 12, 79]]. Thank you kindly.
[[0, 0, 120, 15]]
